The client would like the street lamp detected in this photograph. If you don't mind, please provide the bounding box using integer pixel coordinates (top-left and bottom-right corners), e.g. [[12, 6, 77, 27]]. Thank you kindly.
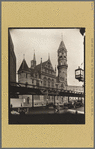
[[75, 66, 84, 82]]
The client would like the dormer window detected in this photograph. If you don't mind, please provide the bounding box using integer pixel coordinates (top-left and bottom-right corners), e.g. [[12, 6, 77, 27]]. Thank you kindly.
[[64, 53, 67, 59], [35, 74, 37, 78]]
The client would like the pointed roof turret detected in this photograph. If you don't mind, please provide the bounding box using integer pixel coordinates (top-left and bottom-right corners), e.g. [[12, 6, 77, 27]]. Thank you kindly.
[[48, 53, 50, 60], [18, 58, 29, 73], [58, 33, 67, 51], [58, 40, 66, 50]]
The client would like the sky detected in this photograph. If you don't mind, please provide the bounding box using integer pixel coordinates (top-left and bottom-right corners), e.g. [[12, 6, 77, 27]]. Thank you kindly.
[[10, 28, 84, 86]]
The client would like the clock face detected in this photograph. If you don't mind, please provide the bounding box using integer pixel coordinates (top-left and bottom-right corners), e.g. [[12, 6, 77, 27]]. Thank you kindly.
[[76, 71, 80, 75]]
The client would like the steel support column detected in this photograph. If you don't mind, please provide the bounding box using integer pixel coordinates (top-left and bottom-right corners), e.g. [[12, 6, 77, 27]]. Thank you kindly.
[[68, 96, 69, 102], [78, 97, 79, 101], [32, 95, 34, 107], [54, 96, 55, 106], [81, 97, 82, 103]]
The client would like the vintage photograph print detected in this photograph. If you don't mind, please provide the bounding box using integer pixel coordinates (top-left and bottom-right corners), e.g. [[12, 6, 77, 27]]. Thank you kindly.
[[9, 28, 85, 124]]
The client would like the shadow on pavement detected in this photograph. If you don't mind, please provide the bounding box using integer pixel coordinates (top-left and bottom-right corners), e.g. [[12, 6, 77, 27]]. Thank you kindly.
[[9, 113, 85, 124]]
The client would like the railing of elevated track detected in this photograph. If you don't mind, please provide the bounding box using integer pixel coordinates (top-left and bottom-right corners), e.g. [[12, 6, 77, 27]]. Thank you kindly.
[[10, 82, 84, 97]]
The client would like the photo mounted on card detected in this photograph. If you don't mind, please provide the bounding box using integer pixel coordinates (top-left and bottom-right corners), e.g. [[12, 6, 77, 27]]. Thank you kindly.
[[1, 1, 94, 148], [9, 28, 85, 124]]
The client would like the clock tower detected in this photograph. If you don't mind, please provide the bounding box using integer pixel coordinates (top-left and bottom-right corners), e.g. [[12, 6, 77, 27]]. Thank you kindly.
[[57, 40, 68, 88]]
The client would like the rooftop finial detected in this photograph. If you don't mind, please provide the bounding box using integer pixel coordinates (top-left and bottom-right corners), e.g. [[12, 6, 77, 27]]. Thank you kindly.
[[61, 33, 63, 41], [23, 54, 25, 59], [48, 53, 50, 60], [33, 50, 36, 61], [41, 58, 42, 63]]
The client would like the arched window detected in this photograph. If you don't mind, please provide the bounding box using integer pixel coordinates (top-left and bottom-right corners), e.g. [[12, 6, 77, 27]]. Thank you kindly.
[[48, 78, 51, 87], [52, 79, 54, 88], [36, 80, 39, 86], [43, 77, 47, 87], [35, 74, 37, 78], [48, 64, 50, 68]]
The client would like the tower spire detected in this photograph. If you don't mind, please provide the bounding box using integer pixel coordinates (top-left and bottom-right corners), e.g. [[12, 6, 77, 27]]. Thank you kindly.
[[31, 50, 36, 68], [33, 50, 36, 61]]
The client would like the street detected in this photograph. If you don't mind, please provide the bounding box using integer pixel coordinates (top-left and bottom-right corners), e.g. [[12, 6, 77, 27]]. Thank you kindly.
[[9, 105, 85, 124], [26, 105, 84, 114]]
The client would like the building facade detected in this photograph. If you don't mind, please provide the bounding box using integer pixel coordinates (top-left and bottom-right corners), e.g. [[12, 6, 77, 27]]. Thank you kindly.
[[11, 39, 84, 107]]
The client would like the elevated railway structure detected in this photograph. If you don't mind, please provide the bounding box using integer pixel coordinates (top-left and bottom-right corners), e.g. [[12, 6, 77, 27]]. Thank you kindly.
[[10, 82, 84, 107]]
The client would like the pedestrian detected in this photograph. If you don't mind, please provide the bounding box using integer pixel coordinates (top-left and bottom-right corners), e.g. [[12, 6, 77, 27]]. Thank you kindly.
[[56, 103, 60, 113], [46, 98, 48, 107], [10, 104, 13, 108]]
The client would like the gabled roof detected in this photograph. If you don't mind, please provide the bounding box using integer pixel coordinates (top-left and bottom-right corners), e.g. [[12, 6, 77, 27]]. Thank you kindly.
[[18, 59, 30, 73], [31, 60, 48, 74], [58, 40, 67, 51], [30, 59, 55, 75]]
